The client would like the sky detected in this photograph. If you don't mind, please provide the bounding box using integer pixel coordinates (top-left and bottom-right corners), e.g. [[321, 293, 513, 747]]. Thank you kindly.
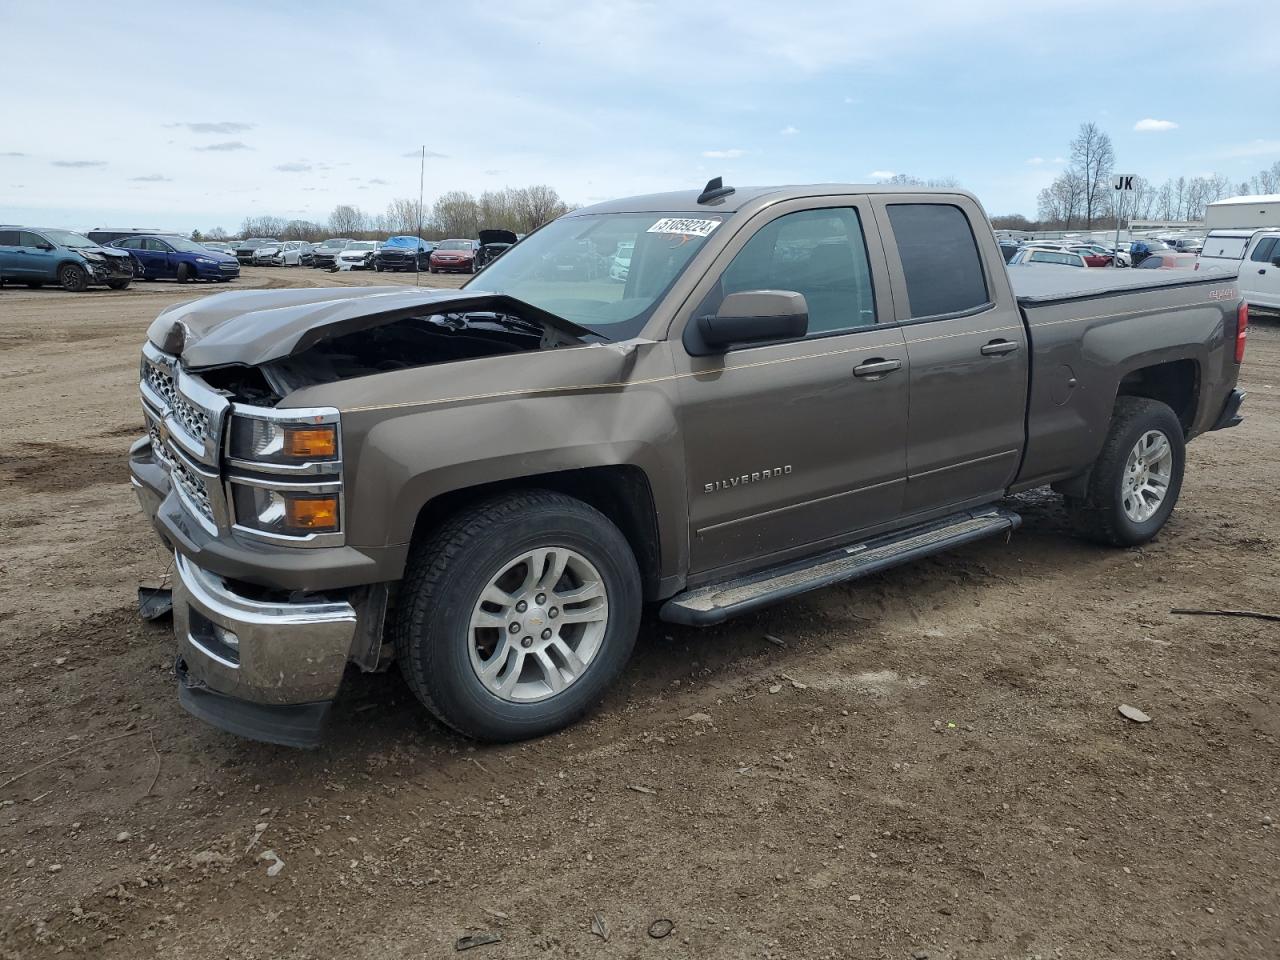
[[2, 0, 1278, 233]]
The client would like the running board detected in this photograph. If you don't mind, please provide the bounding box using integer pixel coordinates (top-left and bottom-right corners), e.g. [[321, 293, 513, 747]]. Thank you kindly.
[[660, 507, 1021, 626]]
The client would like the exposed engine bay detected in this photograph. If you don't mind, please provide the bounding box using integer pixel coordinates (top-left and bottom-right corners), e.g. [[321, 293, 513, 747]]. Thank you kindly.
[[198, 309, 583, 405]]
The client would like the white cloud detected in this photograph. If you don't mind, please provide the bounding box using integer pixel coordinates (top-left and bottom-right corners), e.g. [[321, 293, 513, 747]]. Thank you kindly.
[[51, 160, 106, 168], [130, 174, 172, 182], [168, 121, 254, 134], [1134, 118, 1178, 132], [1026, 156, 1066, 166], [1026, 157, 1044, 165], [779, 125, 798, 135], [195, 141, 251, 152], [702, 148, 745, 159], [868, 170, 896, 180], [274, 161, 313, 173], [843, 96, 859, 105]]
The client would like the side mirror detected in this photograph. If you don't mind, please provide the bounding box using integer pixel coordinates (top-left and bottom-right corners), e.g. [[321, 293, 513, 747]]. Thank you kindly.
[[688, 290, 808, 355], [37, 243, 54, 251]]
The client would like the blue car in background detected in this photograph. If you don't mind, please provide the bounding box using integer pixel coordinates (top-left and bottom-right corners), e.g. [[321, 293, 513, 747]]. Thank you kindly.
[[0, 226, 135, 291], [109, 234, 240, 283], [374, 235, 434, 272]]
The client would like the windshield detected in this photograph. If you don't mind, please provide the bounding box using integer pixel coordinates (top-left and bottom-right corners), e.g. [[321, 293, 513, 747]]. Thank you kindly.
[[466, 212, 721, 340], [437, 240, 471, 250], [322, 239, 351, 248], [385, 236, 421, 248], [42, 229, 97, 249], [347, 241, 376, 250]]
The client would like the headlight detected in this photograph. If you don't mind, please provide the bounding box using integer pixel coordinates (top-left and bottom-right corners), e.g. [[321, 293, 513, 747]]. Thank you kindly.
[[229, 416, 338, 463], [195, 257, 214, 264], [231, 485, 340, 536]]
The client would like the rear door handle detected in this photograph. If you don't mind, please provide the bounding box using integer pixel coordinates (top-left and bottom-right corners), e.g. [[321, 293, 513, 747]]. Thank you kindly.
[[981, 339, 1020, 357], [852, 358, 902, 378]]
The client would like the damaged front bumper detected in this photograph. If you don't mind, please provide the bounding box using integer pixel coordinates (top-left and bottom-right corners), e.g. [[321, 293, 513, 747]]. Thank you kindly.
[[130, 435, 391, 747], [172, 552, 357, 748]]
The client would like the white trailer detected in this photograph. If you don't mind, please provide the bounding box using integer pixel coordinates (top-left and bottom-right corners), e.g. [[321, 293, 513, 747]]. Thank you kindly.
[[1204, 194, 1280, 229]]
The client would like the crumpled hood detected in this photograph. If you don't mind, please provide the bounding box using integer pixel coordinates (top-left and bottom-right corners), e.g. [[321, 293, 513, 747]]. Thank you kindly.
[[147, 286, 595, 368], [81, 246, 131, 260]]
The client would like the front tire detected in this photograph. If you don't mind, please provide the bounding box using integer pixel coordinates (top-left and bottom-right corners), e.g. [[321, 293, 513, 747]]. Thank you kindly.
[[1065, 397, 1185, 546], [106, 279, 131, 290], [176, 263, 193, 284], [59, 263, 89, 292], [394, 491, 642, 741]]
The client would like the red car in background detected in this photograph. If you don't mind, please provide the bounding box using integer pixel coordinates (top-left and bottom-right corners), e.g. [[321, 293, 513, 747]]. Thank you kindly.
[[429, 238, 480, 274], [1066, 245, 1115, 267]]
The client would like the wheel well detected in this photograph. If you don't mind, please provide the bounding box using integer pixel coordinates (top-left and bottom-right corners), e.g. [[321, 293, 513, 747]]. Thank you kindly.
[[1117, 359, 1199, 433], [411, 466, 664, 600]]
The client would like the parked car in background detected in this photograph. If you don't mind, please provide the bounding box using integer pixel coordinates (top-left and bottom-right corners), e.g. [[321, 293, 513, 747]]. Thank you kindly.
[[476, 229, 518, 269], [336, 240, 380, 270], [0, 226, 134, 290], [998, 240, 1019, 263], [200, 241, 236, 257], [429, 238, 480, 273], [86, 227, 183, 246], [312, 238, 352, 270], [234, 238, 277, 263], [609, 240, 634, 280], [1129, 238, 1172, 266], [375, 236, 434, 272], [1063, 245, 1115, 267], [258, 240, 313, 267], [1171, 237, 1204, 254], [1009, 247, 1088, 268], [110, 234, 240, 283], [1136, 252, 1199, 270]]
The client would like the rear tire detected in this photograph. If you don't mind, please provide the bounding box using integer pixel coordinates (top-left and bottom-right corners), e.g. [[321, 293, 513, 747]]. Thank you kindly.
[[176, 263, 193, 284], [59, 263, 89, 292], [1065, 397, 1185, 547], [393, 490, 642, 742]]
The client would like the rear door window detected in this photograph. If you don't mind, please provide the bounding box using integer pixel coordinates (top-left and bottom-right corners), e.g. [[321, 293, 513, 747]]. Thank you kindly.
[[19, 231, 48, 247], [886, 203, 990, 319], [0, 230, 19, 246]]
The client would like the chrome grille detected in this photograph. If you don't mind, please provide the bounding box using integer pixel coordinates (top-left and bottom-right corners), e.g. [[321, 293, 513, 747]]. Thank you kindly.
[[170, 454, 214, 523], [143, 362, 211, 447]]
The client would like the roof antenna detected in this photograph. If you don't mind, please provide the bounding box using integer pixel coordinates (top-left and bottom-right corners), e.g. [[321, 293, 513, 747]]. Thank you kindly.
[[697, 176, 735, 205], [415, 145, 425, 288]]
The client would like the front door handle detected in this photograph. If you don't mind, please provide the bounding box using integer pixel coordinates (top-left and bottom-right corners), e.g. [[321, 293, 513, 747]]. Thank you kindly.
[[852, 358, 902, 378], [981, 339, 1020, 357]]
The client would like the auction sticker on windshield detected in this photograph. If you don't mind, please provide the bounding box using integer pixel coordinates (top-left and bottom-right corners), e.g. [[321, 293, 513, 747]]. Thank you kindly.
[[647, 217, 722, 237]]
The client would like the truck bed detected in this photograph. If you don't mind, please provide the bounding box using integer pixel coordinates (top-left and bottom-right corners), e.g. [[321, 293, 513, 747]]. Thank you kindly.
[[1008, 263, 1238, 305]]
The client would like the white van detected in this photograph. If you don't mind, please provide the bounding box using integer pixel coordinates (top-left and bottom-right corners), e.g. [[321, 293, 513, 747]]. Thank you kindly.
[[1199, 229, 1280, 312]]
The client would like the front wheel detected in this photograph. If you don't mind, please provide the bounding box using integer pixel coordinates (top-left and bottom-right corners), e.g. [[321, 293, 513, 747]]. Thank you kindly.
[[176, 263, 193, 284], [1065, 396, 1185, 546], [394, 491, 642, 741], [106, 279, 131, 290], [59, 263, 89, 292]]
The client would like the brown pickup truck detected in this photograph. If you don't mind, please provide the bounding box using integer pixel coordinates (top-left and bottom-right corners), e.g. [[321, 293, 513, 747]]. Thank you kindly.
[[129, 180, 1248, 747]]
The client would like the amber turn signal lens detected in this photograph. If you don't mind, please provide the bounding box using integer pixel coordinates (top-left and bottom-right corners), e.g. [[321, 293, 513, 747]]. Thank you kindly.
[[285, 495, 340, 532], [283, 425, 337, 459]]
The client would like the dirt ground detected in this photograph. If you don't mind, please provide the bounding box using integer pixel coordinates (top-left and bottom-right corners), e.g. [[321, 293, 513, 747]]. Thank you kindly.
[[1, 267, 1277, 960]]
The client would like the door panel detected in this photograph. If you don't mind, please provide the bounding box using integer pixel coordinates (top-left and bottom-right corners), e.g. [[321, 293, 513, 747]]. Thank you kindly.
[[670, 198, 909, 577], [871, 197, 1029, 513]]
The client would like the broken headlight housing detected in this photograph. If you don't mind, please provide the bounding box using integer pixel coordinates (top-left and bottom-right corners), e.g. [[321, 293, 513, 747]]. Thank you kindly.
[[226, 407, 344, 546]]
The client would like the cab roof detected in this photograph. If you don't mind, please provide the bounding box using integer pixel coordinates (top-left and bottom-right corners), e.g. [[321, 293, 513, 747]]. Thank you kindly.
[[573, 183, 977, 217]]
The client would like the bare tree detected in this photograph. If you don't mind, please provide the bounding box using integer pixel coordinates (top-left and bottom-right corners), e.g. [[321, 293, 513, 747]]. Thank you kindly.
[[1070, 122, 1114, 228], [511, 185, 571, 233], [328, 204, 368, 236], [885, 174, 960, 188], [1037, 170, 1086, 228], [432, 191, 480, 238], [384, 198, 427, 236]]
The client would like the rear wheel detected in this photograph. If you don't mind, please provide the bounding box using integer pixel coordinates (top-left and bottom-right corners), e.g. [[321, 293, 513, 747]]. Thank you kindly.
[[1065, 396, 1185, 546], [176, 263, 193, 284], [394, 491, 642, 741], [59, 263, 89, 292]]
